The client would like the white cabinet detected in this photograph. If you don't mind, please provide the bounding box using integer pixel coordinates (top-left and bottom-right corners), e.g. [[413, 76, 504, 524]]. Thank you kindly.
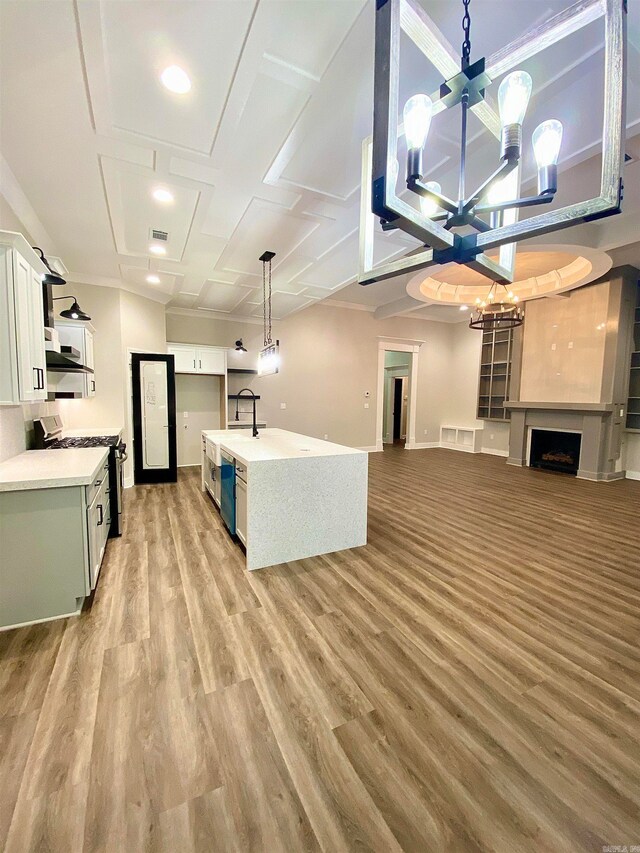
[[54, 321, 96, 398], [167, 343, 226, 375], [87, 473, 110, 589], [197, 347, 226, 375], [169, 344, 198, 373], [236, 465, 247, 546], [0, 233, 47, 404]]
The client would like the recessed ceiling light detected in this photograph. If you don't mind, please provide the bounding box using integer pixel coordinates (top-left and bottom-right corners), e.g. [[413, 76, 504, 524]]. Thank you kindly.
[[152, 188, 174, 204], [149, 244, 166, 255], [160, 65, 191, 94], [459, 304, 468, 311], [146, 274, 161, 284]]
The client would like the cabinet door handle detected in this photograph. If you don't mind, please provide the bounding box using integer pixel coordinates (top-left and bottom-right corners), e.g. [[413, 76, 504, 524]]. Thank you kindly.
[[193, 359, 196, 369], [97, 504, 103, 526], [199, 359, 202, 368], [40, 368, 45, 390], [91, 380, 95, 392], [33, 367, 41, 390]]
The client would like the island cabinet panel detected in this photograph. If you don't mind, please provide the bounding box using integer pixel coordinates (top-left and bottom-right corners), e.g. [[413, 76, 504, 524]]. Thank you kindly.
[[245, 453, 368, 571], [236, 469, 247, 546]]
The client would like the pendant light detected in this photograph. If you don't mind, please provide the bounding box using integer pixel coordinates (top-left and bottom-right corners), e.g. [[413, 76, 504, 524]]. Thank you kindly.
[[32, 247, 66, 286], [53, 295, 91, 321], [468, 285, 522, 330], [258, 251, 280, 376]]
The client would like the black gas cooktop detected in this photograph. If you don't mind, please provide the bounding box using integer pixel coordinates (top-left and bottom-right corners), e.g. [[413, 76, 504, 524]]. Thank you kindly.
[[45, 435, 120, 449]]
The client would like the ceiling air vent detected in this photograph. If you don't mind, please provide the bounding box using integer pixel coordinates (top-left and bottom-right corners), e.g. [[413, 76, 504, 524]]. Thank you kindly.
[[150, 229, 169, 241]]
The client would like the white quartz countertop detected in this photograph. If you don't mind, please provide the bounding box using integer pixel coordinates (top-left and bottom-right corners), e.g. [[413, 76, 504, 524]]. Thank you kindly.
[[0, 448, 109, 492], [202, 428, 365, 466]]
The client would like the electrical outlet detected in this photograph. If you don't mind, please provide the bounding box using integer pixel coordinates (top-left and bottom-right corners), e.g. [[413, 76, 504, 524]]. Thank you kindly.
[[424, 429, 428, 435], [364, 403, 369, 409], [280, 402, 286, 409], [183, 411, 188, 418], [551, 343, 557, 350], [490, 433, 494, 440], [324, 434, 329, 440], [568, 341, 574, 349]]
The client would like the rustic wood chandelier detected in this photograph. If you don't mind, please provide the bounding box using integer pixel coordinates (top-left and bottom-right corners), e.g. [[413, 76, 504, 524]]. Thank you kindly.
[[359, 0, 627, 288]]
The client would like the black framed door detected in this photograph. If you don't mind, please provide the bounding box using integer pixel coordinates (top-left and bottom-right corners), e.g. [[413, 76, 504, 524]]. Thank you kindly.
[[131, 353, 177, 484], [393, 377, 403, 441]]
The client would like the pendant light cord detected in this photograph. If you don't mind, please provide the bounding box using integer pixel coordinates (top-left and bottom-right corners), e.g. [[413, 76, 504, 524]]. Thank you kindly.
[[461, 0, 471, 69]]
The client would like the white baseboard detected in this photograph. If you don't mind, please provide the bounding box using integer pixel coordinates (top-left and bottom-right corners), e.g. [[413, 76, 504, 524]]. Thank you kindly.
[[480, 447, 509, 457], [178, 463, 200, 468], [124, 476, 134, 489], [358, 445, 380, 452], [405, 441, 440, 450], [626, 469, 640, 480]]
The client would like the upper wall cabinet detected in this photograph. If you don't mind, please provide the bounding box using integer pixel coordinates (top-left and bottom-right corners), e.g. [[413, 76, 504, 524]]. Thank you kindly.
[[0, 232, 47, 405], [52, 320, 96, 399], [167, 343, 226, 376]]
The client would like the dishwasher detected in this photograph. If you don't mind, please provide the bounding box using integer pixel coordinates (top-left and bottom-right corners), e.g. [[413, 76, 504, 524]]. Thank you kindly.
[[220, 451, 236, 534]]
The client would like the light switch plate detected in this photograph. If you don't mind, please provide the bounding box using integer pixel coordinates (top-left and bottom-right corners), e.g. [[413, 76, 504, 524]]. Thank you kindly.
[[280, 402, 286, 409], [183, 411, 188, 418], [364, 403, 369, 409]]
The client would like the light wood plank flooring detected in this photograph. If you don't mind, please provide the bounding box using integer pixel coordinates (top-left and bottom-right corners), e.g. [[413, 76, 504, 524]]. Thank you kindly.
[[1, 447, 639, 851]]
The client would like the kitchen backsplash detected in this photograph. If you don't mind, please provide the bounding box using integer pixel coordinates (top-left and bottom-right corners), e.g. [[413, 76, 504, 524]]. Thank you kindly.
[[0, 401, 59, 463]]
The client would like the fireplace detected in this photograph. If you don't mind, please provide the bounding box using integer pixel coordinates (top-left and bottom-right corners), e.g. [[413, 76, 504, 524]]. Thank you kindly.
[[529, 429, 581, 476]]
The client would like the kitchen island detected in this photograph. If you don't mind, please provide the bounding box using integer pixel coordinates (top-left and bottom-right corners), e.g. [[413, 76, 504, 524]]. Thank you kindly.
[[201, 428, 367, 570]]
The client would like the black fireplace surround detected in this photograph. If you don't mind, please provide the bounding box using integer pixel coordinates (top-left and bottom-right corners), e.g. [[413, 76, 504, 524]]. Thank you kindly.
[[530, 429, 581, 476]]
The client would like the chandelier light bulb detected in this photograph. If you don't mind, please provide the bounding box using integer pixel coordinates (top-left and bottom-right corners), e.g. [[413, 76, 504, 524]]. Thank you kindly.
[[403, 94, 433, 150], [419, 181, 441, 217], [498, 71, 532, 127], [532, 119, 563, 168]]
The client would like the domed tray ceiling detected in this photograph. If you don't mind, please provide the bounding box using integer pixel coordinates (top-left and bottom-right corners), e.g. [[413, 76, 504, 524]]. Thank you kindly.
[[406, 245, 612, 305]]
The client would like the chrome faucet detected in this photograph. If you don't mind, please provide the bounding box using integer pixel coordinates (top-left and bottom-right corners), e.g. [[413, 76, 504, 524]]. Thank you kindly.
[[236, 388, 259, 438]]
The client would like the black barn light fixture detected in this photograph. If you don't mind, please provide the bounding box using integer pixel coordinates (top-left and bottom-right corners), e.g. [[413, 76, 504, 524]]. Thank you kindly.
[[32, 247, 66, 286], [53, 295, 91, 321], [359, 0, 627, 288]]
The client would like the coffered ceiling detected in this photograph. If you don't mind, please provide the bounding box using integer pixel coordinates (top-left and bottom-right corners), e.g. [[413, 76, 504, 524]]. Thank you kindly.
[[0, 0, 638, 323]]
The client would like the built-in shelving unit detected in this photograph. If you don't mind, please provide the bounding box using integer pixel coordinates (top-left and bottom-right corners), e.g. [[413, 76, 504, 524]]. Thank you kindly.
[[625, 283, 640, 432], [477, 326, 514, 421]]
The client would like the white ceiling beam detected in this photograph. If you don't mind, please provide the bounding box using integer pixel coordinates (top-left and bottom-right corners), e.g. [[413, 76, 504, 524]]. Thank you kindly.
[[374, 295, 429, 320]]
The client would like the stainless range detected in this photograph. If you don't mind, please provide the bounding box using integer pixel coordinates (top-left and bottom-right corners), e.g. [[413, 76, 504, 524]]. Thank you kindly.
[[34, 415, 127, 537]]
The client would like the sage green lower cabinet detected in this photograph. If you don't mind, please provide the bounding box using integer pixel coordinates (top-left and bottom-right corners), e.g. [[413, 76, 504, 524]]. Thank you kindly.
[[0, 471, 110, 629]]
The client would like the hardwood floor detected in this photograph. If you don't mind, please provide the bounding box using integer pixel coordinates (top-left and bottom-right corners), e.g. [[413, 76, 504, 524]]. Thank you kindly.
[[1, 447, 639, 851]]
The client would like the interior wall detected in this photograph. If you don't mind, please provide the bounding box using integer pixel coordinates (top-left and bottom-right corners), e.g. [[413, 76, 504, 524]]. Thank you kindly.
[[55, 282, 166, 484], [176, 373, 221, 466], [166, 304, 455, 449]]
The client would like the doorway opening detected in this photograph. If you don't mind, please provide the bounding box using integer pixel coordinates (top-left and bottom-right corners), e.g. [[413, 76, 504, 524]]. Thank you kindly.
[[376, 340, 421, 451], [383, 351, 410, 447]]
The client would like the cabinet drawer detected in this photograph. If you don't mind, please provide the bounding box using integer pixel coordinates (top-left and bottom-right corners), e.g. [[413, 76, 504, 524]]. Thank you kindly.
[[86, 458, 109, 504]]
